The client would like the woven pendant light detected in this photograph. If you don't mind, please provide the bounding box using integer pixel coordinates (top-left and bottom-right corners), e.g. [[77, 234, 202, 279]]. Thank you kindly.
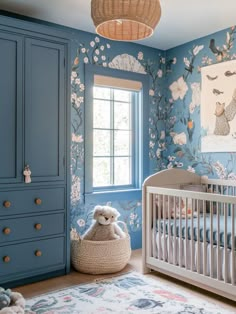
[[91, 0, 161, 41]]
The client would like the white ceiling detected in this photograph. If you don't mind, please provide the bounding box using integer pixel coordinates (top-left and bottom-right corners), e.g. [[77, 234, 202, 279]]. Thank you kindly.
[[0, 0, 236, 50]]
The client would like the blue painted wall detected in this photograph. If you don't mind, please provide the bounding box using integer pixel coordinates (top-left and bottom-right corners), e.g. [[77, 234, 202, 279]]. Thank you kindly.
[[70, 25, 236, 250], [70, 30, 166, 249]]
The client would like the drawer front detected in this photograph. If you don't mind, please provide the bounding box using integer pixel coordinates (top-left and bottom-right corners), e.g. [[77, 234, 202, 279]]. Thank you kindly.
[[0, 213, 64, 243], [0, 237, 65, 277], [0, 187, 65, 216]]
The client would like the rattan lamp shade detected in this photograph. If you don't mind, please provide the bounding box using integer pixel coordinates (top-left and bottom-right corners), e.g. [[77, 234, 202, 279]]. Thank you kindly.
[[91, 0, 161, 41]]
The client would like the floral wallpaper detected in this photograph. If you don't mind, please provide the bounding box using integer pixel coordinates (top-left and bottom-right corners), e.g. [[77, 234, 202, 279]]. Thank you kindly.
[[70, 30, 166, 249], [163, 26, 236, 179], [70, 26, 236, 249]]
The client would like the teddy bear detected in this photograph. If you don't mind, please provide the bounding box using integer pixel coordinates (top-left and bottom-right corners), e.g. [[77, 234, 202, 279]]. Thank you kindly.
[[0, 288, 11, 310], [0, 288, 25, 314], [82, 205, 126, 241]]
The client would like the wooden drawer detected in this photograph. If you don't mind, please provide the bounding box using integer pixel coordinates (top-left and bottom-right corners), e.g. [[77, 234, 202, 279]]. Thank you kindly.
[[0, 237, 65, 277], [0, 213, 64, 243], [0, 187, 65, 216]]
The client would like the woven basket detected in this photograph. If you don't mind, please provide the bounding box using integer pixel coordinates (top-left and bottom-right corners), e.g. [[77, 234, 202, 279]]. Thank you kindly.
[[71, 221, 131, 275]]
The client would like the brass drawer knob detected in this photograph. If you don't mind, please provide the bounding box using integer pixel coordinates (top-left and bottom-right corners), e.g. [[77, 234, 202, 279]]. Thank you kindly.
[[3, 256, 10, 263], [3, 201, 11, 208], [35, 250, 42, 257], [3, 228, 11, 235], [35, 198, 42, 205], [34, 223, 42, 230]]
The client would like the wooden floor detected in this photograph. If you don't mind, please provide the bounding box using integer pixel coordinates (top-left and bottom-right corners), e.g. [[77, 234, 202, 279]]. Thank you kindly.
[[14, 249, 236, 311]]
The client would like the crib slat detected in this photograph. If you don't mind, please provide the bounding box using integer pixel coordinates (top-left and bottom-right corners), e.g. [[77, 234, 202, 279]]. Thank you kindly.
[[203, 201, 207, 276], [191, 198, 194, 272], [217, 201, 220, 281], [153, 194, 157, 258], [224, 203, 228, 283], [185, 197, 188, 270], [168, 195, 171, 264], [163, 195, 167, 261], [179, 197, 182, 268], [158, 195, 161, 260], [146, 192, 153, 259], [221, 185, 224, 215], [232, 203, 235, 285], [174, 196, 177, 266], [197, 200, 200, 274], [210, 201, 213, 278]]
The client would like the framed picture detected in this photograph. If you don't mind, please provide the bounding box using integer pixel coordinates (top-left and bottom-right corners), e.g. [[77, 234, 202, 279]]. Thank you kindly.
[[201, 59, 236, 152]]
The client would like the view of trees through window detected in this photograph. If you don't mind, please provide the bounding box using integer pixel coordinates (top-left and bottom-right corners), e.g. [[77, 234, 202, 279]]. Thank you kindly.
[[93, 86, 135, 188]]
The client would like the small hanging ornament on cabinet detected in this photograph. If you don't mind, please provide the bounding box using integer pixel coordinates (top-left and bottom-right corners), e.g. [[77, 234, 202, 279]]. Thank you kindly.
[[23, 165, 32, 184]]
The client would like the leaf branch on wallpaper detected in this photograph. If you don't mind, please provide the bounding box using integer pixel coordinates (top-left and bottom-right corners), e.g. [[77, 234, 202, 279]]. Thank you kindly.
[[139, 54, 176, 171], [202, 26, 236, 65]]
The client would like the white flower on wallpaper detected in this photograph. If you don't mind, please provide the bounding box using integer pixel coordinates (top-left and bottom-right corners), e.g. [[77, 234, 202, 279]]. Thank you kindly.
[[108, 54, 146, 74], [171, 132, 187, 145], [191, 83, 201, 105], [72, 133, 83, 143], [157, 69, 163, 78], [184, 57, 190, 68], [193, 45, 204, 56], [213, 161, 227, 179], [77, 218, 85, 227], [84, 57, 89, 64], [169, 76, 188, 100], [149, 89, 155, 96], [137, 51, 143, 60], [187, 166, 196, 173], [228, 172, 236, 180], [189, 82, 201, 113], [71, 175, 81, 205]]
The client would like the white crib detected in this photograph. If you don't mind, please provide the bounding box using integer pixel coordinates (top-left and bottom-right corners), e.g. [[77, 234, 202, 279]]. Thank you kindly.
[[142, 168, 236, 301]]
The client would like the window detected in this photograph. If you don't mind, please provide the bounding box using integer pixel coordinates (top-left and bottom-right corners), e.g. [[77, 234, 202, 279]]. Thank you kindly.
[[85, 65, 149, 196], [93, 85, 137, 188]]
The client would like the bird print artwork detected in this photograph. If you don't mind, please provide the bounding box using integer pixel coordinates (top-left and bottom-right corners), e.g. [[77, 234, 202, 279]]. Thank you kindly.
[[206, 74, 218, 81], [213, 88, 224, 96], [224, 70, 236, 77]]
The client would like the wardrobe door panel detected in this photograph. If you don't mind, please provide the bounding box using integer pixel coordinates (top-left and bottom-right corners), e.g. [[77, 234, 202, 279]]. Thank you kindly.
[[0, 32, 23, 183], [25, 38, 65, 182]]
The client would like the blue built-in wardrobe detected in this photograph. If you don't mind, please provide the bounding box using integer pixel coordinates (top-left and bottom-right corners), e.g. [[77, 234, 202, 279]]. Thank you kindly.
[[0, 13, 71, 287]]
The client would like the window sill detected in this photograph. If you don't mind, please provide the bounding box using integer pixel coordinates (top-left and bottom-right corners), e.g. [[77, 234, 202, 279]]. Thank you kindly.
[[84, 189, 142, 203]]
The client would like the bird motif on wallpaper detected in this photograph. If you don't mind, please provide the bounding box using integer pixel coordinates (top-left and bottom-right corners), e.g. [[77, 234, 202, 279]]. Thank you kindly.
[[206, 74, 218, 81], [225, 70, 236, 77], [187, 119, 195, 142], [209, 39, 223, 58], [213, 88, 224, 96]]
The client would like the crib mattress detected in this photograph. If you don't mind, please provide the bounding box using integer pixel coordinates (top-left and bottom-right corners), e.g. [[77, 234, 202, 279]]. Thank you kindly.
[[157, 214, 236, 250]]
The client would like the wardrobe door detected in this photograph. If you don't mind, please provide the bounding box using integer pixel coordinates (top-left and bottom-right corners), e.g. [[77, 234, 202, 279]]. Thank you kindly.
[[24, 38, 65, 182], [0, 31, 23, 184]]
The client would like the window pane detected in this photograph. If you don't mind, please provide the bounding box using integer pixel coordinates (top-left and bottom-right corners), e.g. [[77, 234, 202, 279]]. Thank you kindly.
[[114, 89, 131, 102], [94, 99, 110, 129], [93, 157, 111, 187], [114, 131, 131, 156], [93, 130, 111, 156], [114, 157, 131, 185], [94, 86, 110, 100], [114, 102, 131, 130]]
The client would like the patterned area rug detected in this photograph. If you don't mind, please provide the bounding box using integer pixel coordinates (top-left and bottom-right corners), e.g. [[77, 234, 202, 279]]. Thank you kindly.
[[25, 272, 234, 314]]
